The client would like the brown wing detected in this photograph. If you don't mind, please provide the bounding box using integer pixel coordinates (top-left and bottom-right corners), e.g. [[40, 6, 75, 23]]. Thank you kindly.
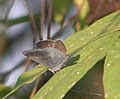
[[36, 40, 54, 49], [36, 39, 67, 53], [54, 40, 67, 53]]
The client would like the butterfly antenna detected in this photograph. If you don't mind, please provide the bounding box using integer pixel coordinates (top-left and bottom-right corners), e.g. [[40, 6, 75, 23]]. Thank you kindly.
[[47, 0, 53, 39], [39, 0, 46, 40], [24, 0, 37, 48]]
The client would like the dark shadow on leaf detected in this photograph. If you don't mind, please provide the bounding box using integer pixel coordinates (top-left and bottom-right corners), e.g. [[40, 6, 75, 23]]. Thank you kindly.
[[65, 54, 80, 67], [64, 58, 105, 99]]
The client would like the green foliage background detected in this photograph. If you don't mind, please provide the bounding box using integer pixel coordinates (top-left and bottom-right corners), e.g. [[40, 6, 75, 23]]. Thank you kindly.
[[2, 11, 120, 99]]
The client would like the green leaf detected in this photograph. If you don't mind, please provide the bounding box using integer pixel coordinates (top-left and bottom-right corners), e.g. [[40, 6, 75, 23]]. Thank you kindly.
[[0, 84, 12, 97], [64, 58, 105, 99], [3, 65, 47, 99], [4, 11, 120, 99], [7, 15, 30, 26], [0, 0, 7, 5], [33, 11, 120, 99], [0, 14, 39, 26], [33, 31, 120, 99], [104, 39, 120, 99], [65, 11, 120, 54]]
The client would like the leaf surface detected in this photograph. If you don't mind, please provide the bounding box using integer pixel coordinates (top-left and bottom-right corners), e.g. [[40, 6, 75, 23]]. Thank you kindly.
[[3, 65, 47, 99]]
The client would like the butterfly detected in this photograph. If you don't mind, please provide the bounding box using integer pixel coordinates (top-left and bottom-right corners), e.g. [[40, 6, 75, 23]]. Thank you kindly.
[[22, 40, 69, 72]]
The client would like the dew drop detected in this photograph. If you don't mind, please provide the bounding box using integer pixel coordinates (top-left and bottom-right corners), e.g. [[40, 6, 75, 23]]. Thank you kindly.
[[105, 93, 109, 98], [77, 72, 80, 74], [90, 31, 94, 34], [100, 47, 103, 50], [107, 63, 110, 66], [107, 63, 110, 68]]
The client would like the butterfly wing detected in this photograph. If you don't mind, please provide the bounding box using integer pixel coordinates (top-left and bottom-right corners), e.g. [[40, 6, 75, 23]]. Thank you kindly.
[[43, 48, 68, 71], [23, 48, 68, 71], [36, 40, 67, 53], [54, 40, 67, 53], [36, 40, 54, 49], [23, 49, 46, 64]]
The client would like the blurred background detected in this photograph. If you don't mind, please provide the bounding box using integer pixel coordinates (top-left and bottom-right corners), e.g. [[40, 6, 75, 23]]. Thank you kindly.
[[0, 0, 120, 98]]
